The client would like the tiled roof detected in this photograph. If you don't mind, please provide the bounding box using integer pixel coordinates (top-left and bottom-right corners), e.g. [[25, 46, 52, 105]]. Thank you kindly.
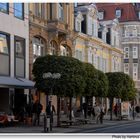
[[96, 3, 139, 22]]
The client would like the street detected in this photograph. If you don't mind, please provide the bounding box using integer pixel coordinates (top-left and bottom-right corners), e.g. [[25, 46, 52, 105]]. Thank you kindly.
[[0, 119, 140, 134], [72, 122, 140, 133]]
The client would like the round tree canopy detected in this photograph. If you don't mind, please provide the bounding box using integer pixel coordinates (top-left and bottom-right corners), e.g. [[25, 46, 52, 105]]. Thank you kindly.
[[32, 55, 86, 97], [106, 72, 136, 101], [82, 62, 98, 97]]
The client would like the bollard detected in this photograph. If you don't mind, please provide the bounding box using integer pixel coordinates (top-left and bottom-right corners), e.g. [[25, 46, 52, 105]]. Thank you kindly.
[[47, 116, 50, 132], [44, 114, 47, 133], [50, 115, 52, 131]]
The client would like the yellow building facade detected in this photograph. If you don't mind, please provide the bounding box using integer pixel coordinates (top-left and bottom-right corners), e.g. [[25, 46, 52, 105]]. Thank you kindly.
[[74, 4, 123, 109]]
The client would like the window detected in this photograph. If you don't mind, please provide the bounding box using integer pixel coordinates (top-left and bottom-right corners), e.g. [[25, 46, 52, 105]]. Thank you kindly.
[[74, 3, 77, 7], [0, 3, 8, 13], [139, 11, 140, 20], [133, 63, 138, 80], [15, 38, 25, 58], [58, 3, 64, 21], [76, 50, 82, 61], [60, 45, 70, 56], [33, 37, 45, 62], [0, 33, 9, 54], [41, 4, 45, 19], [15, 36, 25, 77], [14, 3, 24, 20], [132, 28, 137, 37], [50, 40, 58, 55], [98, 11, 104, 20], [124, 63, 129, 74], [133, 47, 138, 58], [92, 54, 94, 65], [102, 58, 106, 73], [124, 47, 129, 58], [115, 9, 121, 18], [125, 27, 129, 37], [92, 23, 94, 36], [97, 56, 100, 69]]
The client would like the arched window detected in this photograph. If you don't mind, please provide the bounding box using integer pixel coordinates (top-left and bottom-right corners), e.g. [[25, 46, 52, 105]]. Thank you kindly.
[[60, 45, 71, 56], [32, 37, 45, 62], [50, 40, 58, 55]]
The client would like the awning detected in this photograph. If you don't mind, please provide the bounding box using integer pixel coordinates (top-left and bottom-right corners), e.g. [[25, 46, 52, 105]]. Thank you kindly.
[[0, 76, 35, 89]]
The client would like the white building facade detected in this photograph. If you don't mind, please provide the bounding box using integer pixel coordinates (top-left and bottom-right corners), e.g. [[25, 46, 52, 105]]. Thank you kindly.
[[0, 3, 34, 113]]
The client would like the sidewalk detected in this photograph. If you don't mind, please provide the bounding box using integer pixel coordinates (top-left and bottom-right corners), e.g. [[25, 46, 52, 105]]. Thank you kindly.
[[0, 114, 140, 133]]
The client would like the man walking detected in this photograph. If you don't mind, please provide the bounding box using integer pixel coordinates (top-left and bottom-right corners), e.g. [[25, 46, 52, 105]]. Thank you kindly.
[[32, 100, 43, 126], [94, 102, 101, 124], [46, 101, 55, 124]]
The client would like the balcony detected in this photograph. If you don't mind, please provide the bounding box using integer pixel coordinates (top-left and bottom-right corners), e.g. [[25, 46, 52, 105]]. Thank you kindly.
[[47, 19, 69, 35]]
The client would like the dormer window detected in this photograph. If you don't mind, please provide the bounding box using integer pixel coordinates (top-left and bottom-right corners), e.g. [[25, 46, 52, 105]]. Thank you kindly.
[[115, 9, 121, 18], [75, 11, 83, 33], [98, 11, 104, 20]]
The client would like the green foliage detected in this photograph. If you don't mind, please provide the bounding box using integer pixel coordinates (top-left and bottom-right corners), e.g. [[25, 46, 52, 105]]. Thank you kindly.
[[82, 62, 98, 97], [96, 70, 108, 97], [32, 55, 86, 97], [106, 72, 136, 101]]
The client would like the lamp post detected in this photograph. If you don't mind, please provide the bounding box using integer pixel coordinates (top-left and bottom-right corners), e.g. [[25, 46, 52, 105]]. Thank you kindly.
[[42, 72, 61, 132]]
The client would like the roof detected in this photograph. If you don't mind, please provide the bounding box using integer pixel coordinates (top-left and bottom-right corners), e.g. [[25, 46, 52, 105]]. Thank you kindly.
[[96, 3, 139, 22]]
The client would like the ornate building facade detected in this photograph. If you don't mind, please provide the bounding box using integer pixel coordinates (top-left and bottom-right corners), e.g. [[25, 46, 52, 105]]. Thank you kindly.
[[97, 3, 140, 105], [29, 3, 74, 112], [73, 4, 123, 109]]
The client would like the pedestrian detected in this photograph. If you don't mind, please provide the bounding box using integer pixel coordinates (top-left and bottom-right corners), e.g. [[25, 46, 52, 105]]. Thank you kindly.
[[87, 103, 92, 118], [82, 103, 87, 119], [114, 103, 118, 117], [46, 101, 55, 124], [32, 100, 43, 126], [99, 108, 105, 124], [94, 102, 101, 124], [91, 106, 95, 119]]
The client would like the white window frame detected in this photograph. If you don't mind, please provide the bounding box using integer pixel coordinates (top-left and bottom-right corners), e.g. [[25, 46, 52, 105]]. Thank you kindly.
[[124, 47, 129, 59], [75, 49, 82, 61], [125, 26, 129, 37], [115, 9, 121, 18], [133, 63, 138, 80], [124, 63, 129, 74], [132, 28, 137, 37], [133, 46, 138, 58], [98, 11, 104, 20], [33, 37, 44, 62]]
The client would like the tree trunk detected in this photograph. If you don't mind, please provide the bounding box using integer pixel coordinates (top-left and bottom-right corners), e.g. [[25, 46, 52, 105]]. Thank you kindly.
[[69, 97, 72, 125], [110, 97, 113, 120], [57, 96, 60, 127]]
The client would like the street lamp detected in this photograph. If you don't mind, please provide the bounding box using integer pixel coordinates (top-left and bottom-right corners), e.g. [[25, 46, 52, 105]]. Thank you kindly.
[[43, 72, 61, 132]]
